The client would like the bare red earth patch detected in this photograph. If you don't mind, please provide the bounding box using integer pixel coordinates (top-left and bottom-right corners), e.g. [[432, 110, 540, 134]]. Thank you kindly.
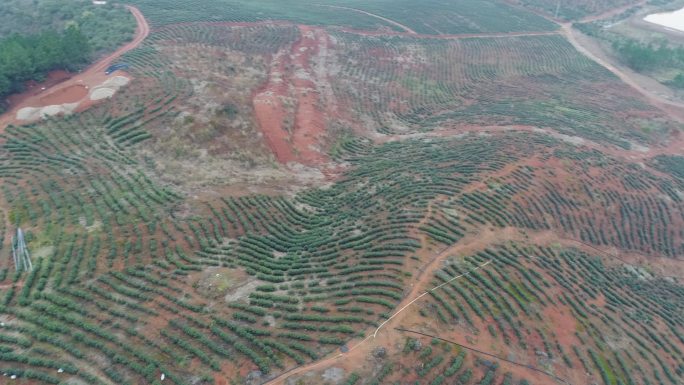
[[38, 84, 88, 105], [252, 50, 296, 163], [252, 25, 331, 166], [3, 70, 72, 110]]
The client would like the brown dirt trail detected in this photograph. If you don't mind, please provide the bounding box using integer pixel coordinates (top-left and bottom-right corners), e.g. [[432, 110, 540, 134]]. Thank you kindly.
[[561, 23, 684, 122], [316, 4, 418, 34], [260, 222, 682, 384], [260, 226, 516, 385]]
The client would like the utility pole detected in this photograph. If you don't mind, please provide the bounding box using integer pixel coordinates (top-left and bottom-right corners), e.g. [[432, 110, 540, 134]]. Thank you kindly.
[[554, 0, 561, 19], [11, 228, 32, 273]]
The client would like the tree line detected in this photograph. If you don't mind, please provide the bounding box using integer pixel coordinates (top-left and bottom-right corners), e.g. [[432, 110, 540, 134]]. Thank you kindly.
[[0, 26, 90, 107], [612, 39, 684, 88]]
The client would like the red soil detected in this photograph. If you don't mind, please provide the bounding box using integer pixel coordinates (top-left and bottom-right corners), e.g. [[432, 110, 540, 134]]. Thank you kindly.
[[290, 26, 328, 165], [542, 305, 580, 347], [3, 70, 72, 109], [253, 50, 295, 163], [252, 25, 330, 166], [0, 5, 149, 129], [38, 84, 88, 105]]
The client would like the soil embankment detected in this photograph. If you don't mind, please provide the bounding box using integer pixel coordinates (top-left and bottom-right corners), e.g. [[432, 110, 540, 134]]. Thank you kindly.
[[253, 25, 331, 166]]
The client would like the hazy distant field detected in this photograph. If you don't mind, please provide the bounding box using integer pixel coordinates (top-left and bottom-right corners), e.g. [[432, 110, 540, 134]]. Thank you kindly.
[[0, 1, 682, 385], [129, 0, 558, 33]]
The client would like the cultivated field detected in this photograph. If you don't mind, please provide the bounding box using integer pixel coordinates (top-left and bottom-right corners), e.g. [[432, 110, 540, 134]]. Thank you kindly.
[[128, 0, 558, 33], [0, 1, 682, 385]]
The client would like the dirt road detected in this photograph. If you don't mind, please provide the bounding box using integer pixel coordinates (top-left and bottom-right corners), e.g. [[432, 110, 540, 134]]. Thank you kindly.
[[260, 227, 516, 385], [317, 4, 417, 34], [561, 23, 684, 122], [95, 6, 149, 72], [259, 221, 682, 385], [0, 5, 150, 129], [501, 0, 684, 122]]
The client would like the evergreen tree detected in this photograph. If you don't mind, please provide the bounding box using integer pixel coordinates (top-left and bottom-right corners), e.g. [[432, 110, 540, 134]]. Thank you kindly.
[[0, 26, 90, 107]]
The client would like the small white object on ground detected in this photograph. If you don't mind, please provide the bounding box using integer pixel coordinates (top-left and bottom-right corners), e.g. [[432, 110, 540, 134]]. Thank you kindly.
[[89, 76, 129, 101]]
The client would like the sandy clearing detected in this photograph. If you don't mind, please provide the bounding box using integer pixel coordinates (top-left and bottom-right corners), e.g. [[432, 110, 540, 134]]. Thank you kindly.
[[89, 76, 130, 100], [89, 88, 116, 101], [12, 75, 131, 120], [16, 102, 80, 121]]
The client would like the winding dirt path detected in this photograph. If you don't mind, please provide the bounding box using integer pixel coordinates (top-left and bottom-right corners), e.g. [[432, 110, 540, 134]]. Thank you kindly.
[[561, 23, 684, 122], [502, 0, 684, 123], [261, 227, 515, 385], [316, 4, 417, 34], [96, 6, 149, 72], [0, 5, 149, 129], [260, 220, 682, 385]]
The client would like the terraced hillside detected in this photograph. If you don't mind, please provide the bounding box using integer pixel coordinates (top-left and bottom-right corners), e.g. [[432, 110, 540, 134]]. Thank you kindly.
[[328, 32, 673, 148], [0, 1, 682, 385]]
